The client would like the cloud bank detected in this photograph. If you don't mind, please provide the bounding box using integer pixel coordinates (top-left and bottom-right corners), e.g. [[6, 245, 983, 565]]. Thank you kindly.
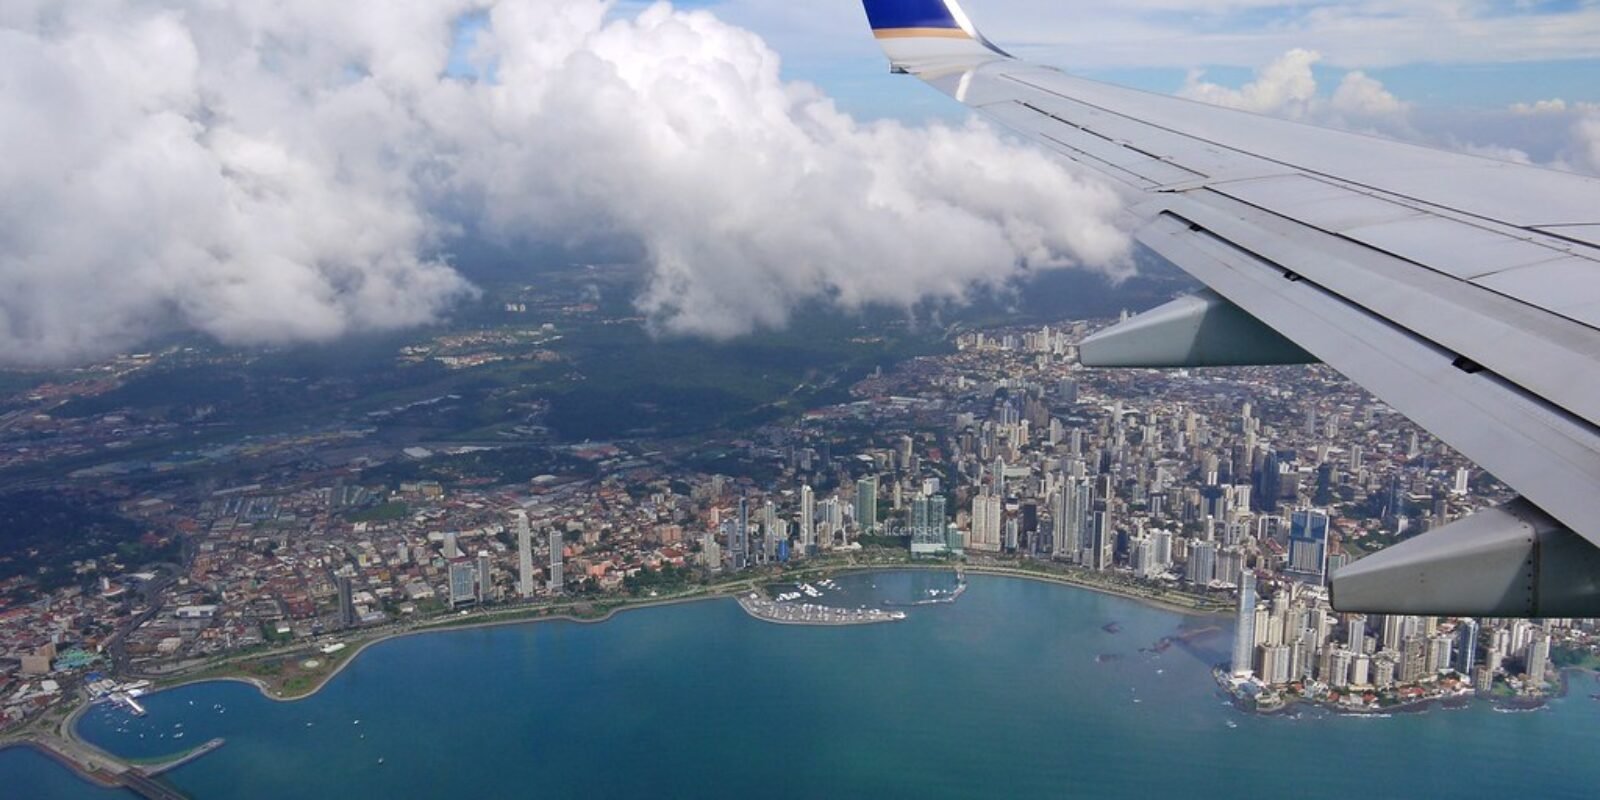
[[0, 0, 1129, 365], [1179, 50, 1600, 175]]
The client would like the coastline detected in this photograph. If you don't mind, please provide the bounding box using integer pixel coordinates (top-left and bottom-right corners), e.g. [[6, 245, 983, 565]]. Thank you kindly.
[[12, 569, 1583, 793], [73, 563, 1218, 717], [33, 589, 750, 787], [961, 566, 1225, 617], [31, 564, 1223, 787], [1215, 666, 1590, 719], [136, 590, 742, 707]]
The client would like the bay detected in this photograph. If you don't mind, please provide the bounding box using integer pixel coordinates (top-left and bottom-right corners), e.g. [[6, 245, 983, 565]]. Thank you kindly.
[[20, 573, 1600, 798]]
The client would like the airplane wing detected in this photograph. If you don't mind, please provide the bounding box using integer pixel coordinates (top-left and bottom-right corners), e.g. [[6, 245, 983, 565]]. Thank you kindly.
[[860, 0, 1600, 616]]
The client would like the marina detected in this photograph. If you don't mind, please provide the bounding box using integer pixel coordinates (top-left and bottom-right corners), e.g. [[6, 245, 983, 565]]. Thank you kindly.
[[87, 677, 155, 717], [736, 593, 905, 626]]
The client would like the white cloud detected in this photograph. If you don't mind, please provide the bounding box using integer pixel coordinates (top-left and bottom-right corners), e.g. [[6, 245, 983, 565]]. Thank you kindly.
[[1179, 49, 1410, 132], [1452, 142, 1534, 165], [1330, 71, 1408, 119], [1180, 48, 1322, 117], [1575, 115, 1600, 174], [0, 1, 481, 365], [1172, 49, 1600, 173], [0, 0, 1130, 365], [1495, 99, 1600, 173], [1511, 98, 1573, 114], [1510, 98, 1600, 115]]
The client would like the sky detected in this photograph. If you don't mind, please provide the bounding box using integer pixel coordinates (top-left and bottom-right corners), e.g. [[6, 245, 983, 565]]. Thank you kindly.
[[664, 1, 1600, 122], [2, 0, 1597, 366]]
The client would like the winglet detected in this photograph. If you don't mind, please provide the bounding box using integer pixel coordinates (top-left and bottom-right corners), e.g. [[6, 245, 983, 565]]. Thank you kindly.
[[862, 0, 1009, 75]]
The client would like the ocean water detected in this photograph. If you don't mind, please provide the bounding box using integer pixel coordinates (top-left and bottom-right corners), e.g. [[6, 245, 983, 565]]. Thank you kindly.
[[0, 745, 129, 798], [17, 572, 1600, 798]]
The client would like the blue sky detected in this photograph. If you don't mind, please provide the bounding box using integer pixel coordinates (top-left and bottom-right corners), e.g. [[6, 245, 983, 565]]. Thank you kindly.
[[444, 1, 1600, 167], [586, 0, 1600, 123]]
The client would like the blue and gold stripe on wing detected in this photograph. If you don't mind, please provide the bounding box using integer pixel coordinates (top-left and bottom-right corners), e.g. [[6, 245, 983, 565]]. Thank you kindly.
[[873, 27, 973, 40]]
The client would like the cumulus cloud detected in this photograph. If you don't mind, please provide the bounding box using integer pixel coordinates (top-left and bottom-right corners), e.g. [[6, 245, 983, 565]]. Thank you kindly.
[[461, 4, 1128, 337], [1575, 114, 1600, 174], [1180, 48, 1323, 117], [1179, 49, 1410, 130], [1495, 99, 1600, 173], [1329, 71, 1408, 119], [1175, 48, 1600, 174], [1511, 98, 1574, 115], [0, 1, 479, 364], [0, 0, 1129, 365]]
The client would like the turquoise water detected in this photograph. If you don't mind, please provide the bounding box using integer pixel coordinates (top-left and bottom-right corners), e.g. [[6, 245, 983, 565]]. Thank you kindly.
[[16, 573, 1600, 798]]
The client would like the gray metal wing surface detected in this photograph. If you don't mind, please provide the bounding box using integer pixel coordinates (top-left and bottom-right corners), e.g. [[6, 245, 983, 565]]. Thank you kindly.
[[861, 0, 1600, 615]]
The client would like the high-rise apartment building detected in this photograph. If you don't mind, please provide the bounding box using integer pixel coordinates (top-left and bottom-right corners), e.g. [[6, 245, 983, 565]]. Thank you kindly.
[[514, 509, 535, 598], [548, 530, 565, 593], [1232, 572, 1257, 677]]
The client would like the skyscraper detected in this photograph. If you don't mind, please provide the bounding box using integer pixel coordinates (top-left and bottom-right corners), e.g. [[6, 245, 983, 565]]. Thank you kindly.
[[1052, 478, 1090, 562], [548, 530, 565, 593], [1232, 572, 1257, 677], [1186, 540, 1217, 586], [855, 476, 879, 535], [336, 573, 355, 628], [1257, 450, 1282, 513], [821, 497, 843, 548], [969, 490, 1002, 553], [762, 500, 779, 562], [1347, 614, 1367, 652], [1089, 509, 1114, 571], [910, 493, 947, 555], [699, 531, 721, 571], [448, 559, 476, 607], [731, 497, 750, 570], [514, 509, 535, 599], [799, 484, 816, 553], [1286, 509, 1331, 583], [1049, 487, 1070, 559], [1528, 632, 1551, 687], [476, 550, 493, 604], [1454, 619, 1480, 677], [1314, 463, 1335, 506]]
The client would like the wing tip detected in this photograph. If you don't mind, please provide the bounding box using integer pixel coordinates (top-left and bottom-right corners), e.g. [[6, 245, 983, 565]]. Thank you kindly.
[[861, 0, 1009, 72]]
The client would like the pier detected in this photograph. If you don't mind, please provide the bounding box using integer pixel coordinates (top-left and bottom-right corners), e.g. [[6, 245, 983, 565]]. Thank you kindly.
[[146, 737, 226, 776]]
